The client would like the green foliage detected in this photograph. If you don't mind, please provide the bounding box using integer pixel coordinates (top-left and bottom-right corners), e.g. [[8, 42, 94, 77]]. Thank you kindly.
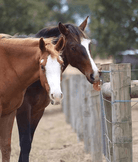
[[66, 0, 90, 17], [90, 0, 138, 57], [67, 0, 138, 57], [0, 0, 33, 34], [0, 0, 74, 35]]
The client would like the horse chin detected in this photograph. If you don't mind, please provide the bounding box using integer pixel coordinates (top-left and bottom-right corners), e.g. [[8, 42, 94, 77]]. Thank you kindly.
[[51, 100, 54, 105], [50, 99, 60, 105], [86, 74, 100, 84]]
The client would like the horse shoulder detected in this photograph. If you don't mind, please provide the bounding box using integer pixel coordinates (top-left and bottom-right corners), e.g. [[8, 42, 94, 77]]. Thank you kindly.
[[1, 91, 25, 116]]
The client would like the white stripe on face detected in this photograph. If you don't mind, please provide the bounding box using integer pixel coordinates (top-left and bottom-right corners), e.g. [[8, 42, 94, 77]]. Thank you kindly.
[[45, 55, 62, 95], [81, 38, 99, 78]]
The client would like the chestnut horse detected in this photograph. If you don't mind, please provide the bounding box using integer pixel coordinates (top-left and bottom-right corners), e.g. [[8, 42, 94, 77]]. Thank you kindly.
[[0, 35, 65, 162], [16, 17, 100, 162]]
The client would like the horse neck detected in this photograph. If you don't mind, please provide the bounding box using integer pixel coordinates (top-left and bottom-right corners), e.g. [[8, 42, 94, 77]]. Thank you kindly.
[[2, 40, 40, 90], [62, 51, 69, 72]]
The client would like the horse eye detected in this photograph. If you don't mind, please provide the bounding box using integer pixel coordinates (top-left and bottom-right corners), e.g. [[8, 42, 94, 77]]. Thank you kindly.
[[41, 65, 45, 71], [71, 47, 76, 51]]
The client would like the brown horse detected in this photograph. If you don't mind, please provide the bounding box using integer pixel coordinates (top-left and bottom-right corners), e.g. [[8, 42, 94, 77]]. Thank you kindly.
[[16, 17, 100, 162], [0, 35, 65, 162]]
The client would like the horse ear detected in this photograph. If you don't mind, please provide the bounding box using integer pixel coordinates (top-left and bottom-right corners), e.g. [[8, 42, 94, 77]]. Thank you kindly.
[[55, 36, 65, 52], [58, 22, 69, 36], [79, 16, 89, 31], [39, 37, 45, 52]]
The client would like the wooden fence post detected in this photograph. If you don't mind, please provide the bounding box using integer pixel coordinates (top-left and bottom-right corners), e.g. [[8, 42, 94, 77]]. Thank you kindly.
[[72, 75, 82, 132], [62, 75, 70, 123], [90, 86, 103, 161], [67, 74, 83, 134], [76, 75, 86, 141], [100, 64, 113, 161], [68, 75, 76, 128], [110, 63, 132, 162], [82, 77, 93, 154]]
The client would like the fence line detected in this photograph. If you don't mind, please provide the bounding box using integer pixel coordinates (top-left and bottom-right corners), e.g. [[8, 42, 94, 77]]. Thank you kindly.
[[62, 63, 134, 162]]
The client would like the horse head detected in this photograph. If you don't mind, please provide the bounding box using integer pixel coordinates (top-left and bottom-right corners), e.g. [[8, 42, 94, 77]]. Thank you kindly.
[[58, 17, 100, 84], [39, 37, 64, 105]]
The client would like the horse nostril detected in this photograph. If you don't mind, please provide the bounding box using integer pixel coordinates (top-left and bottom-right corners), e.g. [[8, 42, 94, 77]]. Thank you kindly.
[[51, 94, 54, 99], [51, 93, 63, 100], [90, 74, 95, 81]]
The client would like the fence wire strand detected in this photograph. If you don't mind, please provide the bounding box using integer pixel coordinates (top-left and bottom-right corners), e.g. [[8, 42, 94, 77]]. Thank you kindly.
[[100, 68, 138, 162]]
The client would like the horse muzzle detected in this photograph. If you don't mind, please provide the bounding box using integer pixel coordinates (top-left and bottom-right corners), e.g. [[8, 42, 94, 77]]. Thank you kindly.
[[50, 93, 63, 105], [86, 73, 100, 84]]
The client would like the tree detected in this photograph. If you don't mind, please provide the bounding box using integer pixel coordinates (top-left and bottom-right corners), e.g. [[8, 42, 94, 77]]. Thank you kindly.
[[66, 0, 138, 57], [0, 0, 34, 34], [0, 0, 74, 35]]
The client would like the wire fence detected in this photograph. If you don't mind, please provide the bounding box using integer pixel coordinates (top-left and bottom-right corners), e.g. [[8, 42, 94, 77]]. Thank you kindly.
[[100, 80, 138, 162], [62, 63, 138, 162], [100, 64, 138, 162]]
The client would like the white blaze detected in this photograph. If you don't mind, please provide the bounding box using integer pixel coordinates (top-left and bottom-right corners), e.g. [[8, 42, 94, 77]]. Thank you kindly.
[[81, 38, 99, 78], [45, 55, 62, 95]]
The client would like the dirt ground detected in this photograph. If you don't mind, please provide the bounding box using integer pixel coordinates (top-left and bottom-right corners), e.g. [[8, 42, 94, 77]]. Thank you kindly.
[[7, 98, 138, 162], [8, 105, 93, 162], [1, 57, 138, 162]]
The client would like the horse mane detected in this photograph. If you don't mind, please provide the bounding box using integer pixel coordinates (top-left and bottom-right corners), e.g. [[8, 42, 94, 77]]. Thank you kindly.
[[0, 34, 54, 47], [35, 23, 87, 43], [0, 34, 13, 39], [0, 34, 62, 62], [1, 22, 87, 45]]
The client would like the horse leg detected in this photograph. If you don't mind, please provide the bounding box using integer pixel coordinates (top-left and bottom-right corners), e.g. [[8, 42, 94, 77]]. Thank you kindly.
[[30, 108, 45, 143], [17, 107, 45, 162], [0, 104, 2, 117], [16, 102, 31, 162], [0, 110, 16, 162]]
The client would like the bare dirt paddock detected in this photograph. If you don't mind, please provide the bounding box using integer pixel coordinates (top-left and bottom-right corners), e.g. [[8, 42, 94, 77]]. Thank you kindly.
[[7, 105, 93, 162], [4, 102, 138, 162]]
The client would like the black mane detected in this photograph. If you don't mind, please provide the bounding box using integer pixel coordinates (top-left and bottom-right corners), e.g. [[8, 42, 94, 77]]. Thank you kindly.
[[11, 23, 86, 44], [35, 24, 86, 41]]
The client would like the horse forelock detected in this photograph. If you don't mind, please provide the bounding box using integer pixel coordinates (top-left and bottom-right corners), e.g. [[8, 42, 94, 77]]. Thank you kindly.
[[66, 24, 87, 39], [45, 45, 63, 65]]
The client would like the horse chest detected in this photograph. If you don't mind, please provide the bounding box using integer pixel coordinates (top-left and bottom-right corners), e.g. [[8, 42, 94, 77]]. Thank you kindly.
[[0, 91, 25, 116]]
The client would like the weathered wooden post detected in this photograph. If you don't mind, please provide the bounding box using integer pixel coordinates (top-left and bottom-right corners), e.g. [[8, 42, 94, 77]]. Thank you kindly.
[[110, 63, 132, 162], [62, 75, 70, 123], [90, 86, 103, 161], [100, 64, 113, 161], [72, 74, 82, 132], [76, 75, 86, 141], [82, 78, 92, 153], [68, 75, 76, 128], [67, 74, 83, 133]]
